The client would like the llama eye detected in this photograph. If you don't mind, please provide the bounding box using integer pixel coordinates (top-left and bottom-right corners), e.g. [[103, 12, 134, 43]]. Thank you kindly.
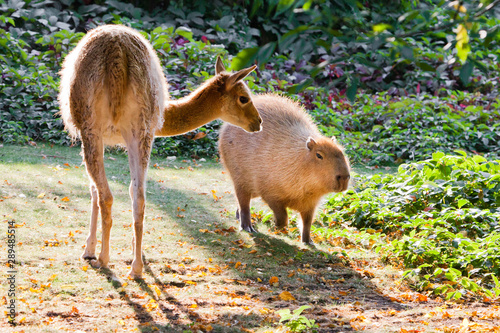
[[239, 96, 249, 104], [316, 153, 323, 160]]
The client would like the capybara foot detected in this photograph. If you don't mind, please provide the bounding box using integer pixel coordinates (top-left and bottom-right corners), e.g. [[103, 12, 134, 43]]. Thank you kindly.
[[241, 224, 257, 233]]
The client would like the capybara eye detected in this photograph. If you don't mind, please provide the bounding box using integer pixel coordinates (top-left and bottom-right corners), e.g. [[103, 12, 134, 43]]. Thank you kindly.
[[316, 153, 323, 160], [239, 96, 249, 104]]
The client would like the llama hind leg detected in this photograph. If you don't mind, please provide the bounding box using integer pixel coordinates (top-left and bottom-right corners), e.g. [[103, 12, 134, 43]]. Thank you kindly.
[[82, 184, 99, 260], [81, 134, 114, 269], [123, 130, 154, 279]]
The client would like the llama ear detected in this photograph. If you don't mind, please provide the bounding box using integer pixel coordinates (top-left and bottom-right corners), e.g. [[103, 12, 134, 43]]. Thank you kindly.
[[215, 56, 226, 75], [306, 137, 317, 151], [226, 65, 257, 90], [331, 136, 337, 143]]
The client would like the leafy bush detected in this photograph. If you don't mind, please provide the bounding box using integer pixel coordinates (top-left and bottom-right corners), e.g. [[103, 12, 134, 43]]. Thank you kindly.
[[233, 0, 500, 100], [316, 151, 500, 299], [1, 0, 499, 163]]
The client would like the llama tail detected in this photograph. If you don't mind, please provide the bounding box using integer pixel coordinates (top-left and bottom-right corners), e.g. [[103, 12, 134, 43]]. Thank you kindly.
[[105, 39, 128, 123]]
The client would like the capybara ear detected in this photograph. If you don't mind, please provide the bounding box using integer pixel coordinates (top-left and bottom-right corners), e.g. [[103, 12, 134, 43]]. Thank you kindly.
[[306, 137, 317, 151], [226, 65, 257, 90], [216, 56, 226, 75]]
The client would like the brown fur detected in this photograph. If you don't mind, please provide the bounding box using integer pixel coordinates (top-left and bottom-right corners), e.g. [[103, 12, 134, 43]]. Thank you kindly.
[[219, 94, 350, 243], [58, 24, 261, 278]]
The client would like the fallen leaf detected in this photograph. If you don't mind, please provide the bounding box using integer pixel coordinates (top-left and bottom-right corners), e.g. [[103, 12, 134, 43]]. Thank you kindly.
[[211, 190, 218, 202], [61, 197, 70, 202], [37, 192, 45, 199], [279, 291, 296, 301], [269, 276, 279, 286]]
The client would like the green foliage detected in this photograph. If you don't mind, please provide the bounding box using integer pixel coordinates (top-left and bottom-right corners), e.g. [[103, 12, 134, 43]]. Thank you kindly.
[[276, 305, 319, 333], [317, 152, 500, 299], [233, 0, 500, 100], [1, 0, 499, 163]]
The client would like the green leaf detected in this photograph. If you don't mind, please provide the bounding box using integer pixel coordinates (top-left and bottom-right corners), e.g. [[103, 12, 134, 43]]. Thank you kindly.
[[432, 152, 445, 161], [346, 78, 359, 103], [276, 0, 295, 16], [287, 78, 313, 94], [257, 42, 276, 65], [230, 47, 259, 70], [459, 61, 473, 85], [372, 23, 391, 33], [457, 199, 468, 208], [175, 27, 193, 42]]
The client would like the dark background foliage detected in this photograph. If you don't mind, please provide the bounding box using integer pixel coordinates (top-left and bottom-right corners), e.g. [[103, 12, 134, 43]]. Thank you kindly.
[[1, 0, 499, 164]]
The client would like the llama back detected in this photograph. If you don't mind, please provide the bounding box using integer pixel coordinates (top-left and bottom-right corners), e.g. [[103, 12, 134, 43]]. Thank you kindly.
[[58, 25, 168, 139]]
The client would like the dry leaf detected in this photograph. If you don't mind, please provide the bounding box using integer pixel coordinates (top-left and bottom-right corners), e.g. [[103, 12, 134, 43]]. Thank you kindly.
[[61, 197, 70, 202], [279, 291, 296, 301], [37, 192, 45, 199], [269, 276, 279, 286], [193, 132, 207, 140]]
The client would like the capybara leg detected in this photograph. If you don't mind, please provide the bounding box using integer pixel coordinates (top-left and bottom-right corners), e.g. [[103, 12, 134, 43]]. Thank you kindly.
[[300, 209, 315, 244], [268, 202, 288, 229], [236, 190, 256, 233]]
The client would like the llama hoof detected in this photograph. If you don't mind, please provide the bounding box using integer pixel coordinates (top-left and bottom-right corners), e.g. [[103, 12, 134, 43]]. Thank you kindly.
[[90, 258, 107, 269], [127, 269, 143, 280], [81, 252, 97, 261]]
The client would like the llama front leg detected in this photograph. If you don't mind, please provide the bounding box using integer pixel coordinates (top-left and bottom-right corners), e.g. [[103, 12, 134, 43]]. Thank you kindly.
[[82, 135, 113, 268], [82, 184, 99, 260]]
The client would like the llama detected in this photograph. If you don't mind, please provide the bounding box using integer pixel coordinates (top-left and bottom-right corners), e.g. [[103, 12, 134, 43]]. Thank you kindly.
[[58, 24, 262, 278]]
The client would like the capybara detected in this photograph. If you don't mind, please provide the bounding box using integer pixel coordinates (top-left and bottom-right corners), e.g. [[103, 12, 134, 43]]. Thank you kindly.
[[219, 94, 350, 244]]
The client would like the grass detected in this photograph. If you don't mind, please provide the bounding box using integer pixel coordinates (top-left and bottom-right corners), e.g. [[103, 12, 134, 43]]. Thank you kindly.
[[1, 143, 499, 332]]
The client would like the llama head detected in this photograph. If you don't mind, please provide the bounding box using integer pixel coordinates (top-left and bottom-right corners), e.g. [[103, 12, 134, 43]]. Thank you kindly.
[[215, 56, 262, 133]]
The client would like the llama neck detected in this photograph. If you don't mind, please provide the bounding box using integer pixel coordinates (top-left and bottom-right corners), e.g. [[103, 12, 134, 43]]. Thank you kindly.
[[156, 86, 220, 137]]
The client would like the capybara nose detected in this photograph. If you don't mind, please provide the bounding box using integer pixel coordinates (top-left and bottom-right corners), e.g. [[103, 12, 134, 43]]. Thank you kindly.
[[336, 174, 350, 190], [336, 174, 350, 182]]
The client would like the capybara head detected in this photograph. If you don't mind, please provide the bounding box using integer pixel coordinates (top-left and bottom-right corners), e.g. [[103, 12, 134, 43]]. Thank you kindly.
[[306, 136, 350, 193], [215, 57, 262, 133]]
